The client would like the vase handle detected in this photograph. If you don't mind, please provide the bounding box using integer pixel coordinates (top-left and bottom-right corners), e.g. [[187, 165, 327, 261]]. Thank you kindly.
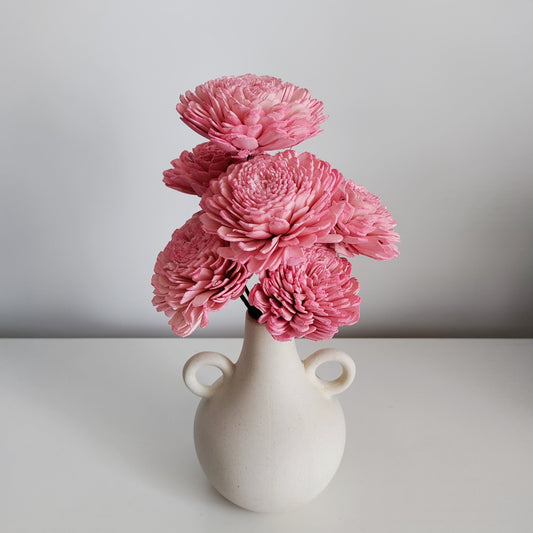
[[183, 351, 235, 399], [304, 348, 356, 398]]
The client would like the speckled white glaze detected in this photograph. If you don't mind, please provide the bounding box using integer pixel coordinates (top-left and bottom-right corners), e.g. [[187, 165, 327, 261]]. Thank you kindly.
[[183, 313, 356, 512]]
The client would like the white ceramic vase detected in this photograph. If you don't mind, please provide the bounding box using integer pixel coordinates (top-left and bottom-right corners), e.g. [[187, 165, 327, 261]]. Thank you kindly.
[[182, 312, 356, 512]]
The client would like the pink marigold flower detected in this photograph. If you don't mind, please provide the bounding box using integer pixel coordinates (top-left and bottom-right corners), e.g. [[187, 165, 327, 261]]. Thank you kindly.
[[200, 150, 344, 273], [331, 179, 400, 260], [163, 142, 241, 197], [249, 245, 361, 341], [152, 212, 251, 336], [177, 74, 327, 157]]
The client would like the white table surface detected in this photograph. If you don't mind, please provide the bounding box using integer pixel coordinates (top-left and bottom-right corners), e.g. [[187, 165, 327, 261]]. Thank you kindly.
[[1, 337, 532, 533]]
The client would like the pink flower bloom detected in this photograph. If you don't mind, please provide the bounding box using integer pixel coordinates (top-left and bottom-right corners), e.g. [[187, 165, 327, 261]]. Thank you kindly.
[[249, 245, 361, 341], [331, 179, 400, 260], [200, 150, 344, 273], [163, 142, 241, 197], [152, 212, 251, 336], [177, 74, 327, 157]]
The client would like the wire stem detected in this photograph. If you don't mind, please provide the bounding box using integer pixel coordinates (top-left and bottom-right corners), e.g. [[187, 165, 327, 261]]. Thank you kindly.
[[239, 290, 262, 321]]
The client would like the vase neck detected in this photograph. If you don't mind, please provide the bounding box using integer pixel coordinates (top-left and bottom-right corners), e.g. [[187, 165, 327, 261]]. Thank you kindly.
[[236, 313, 302, 372]]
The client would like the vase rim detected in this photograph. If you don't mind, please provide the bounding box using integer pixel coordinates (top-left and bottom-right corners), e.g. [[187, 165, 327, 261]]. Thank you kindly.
[[243, 311, 296, 346]]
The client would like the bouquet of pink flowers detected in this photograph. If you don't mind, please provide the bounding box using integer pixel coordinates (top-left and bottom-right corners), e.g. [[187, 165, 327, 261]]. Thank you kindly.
[[152, 74, 399, 341]]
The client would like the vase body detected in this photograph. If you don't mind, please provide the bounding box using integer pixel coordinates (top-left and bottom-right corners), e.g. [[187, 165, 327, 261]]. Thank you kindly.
[[183, 313, 356, 512]]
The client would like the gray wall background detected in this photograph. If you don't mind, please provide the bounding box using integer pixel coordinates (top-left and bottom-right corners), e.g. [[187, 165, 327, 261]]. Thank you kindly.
[[1, 0, 532, 338]]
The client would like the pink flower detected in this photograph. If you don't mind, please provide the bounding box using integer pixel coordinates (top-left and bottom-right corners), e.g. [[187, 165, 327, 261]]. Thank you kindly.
[[152, 212, 251, 336], [163, 142, 241, 197], [331, 179, 400, 260], [249, 245, 361, 341], [177, 74, 327, 157], [200, 150, 343, 273]]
